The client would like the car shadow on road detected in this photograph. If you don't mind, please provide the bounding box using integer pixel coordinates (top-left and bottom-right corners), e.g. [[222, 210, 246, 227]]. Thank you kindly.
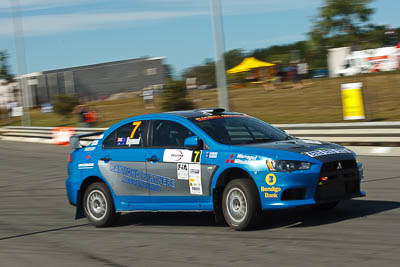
[[115, 199, 400, 229], [256, 199, 400, 230], [116, 211, 220, 227], [0, 223, 90, 241]]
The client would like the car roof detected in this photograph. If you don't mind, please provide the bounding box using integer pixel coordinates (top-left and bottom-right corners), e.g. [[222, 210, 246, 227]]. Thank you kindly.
[[110, 108, 247, 131]]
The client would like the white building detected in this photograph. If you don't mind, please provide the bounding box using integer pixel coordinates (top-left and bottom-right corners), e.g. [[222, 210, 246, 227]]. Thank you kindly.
[[0, 79, 20, 110], [15, 72, 41, 108], [1, 57, 166, 109]]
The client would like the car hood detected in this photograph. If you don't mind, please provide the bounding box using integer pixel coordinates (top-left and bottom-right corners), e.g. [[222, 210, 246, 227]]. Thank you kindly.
[[233, 139, 355, 163]]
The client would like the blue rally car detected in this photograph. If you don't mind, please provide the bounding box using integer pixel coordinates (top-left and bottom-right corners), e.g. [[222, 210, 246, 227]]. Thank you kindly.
[[66, 108, 365, 230]]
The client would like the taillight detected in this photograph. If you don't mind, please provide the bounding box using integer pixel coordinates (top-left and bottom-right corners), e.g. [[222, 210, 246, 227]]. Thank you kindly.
[[68, 153, 72, 162]]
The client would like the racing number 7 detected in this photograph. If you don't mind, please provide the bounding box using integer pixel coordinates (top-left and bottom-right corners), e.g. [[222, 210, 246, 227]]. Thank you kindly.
[[130, 121, 142, 138], [192, 150, 201, 163]]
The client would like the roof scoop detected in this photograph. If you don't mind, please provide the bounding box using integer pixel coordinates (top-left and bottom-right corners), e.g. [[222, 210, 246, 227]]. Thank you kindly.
[[195, 108, 225, 114]]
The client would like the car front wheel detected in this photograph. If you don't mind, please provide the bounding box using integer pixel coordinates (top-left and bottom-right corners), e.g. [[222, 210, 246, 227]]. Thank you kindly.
[[83, 182, 118, 227], [222, 179, 260, 230]]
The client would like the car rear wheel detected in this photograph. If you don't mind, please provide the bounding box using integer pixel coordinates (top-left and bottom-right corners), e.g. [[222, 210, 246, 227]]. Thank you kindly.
[[222, 179, 260, 230], [83, 182, 118, 227]]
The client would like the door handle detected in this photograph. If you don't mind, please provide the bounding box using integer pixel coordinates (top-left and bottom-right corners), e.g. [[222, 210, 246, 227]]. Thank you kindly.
[[101, 156, 112, 161], [146, 155, 160, 162]]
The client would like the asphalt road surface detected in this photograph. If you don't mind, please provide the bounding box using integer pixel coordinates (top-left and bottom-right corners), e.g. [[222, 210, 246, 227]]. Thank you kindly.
[[0, 140, 399, 267]]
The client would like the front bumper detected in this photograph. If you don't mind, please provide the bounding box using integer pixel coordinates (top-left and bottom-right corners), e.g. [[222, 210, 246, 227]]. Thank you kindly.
[[257, 159, 365, 210]]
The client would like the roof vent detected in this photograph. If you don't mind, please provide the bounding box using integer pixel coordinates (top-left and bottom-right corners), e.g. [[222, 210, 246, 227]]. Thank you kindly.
[[195, 108, 225, 114]]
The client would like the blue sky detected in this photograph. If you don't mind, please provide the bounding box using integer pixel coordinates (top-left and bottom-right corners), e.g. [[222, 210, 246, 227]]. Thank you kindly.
[[0, 0, 398, 76]]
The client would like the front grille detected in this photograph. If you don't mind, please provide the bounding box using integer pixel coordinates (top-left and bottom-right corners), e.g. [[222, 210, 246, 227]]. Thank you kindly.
[[315, 160, 359, 201]]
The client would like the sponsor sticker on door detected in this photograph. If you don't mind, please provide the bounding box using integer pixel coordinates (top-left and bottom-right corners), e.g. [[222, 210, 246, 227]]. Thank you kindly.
[[188, 164, 202, 195], [163, 149, 193, 163], [177, 163, 189, 180]]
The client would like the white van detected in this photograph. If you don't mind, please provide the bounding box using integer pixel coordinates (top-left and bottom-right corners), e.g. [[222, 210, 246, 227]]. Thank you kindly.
[[337, 46, 399, 76]]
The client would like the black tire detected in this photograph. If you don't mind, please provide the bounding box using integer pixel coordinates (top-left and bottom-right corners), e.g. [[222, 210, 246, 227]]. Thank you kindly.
[[83, 182, 118, 227], [313, 200, 340, 210], [222, 179, 260, 230]]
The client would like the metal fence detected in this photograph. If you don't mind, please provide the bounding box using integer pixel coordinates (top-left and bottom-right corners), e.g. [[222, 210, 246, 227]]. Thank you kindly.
[[1, 122, 400, 145]]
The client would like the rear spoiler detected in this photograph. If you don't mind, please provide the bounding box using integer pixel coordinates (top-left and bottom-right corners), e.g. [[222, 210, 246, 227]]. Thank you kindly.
[[70, 131, 104, 149]]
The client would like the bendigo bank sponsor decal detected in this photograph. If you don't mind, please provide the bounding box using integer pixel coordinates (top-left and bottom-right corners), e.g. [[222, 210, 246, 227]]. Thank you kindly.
[[261, 186, 281, 198], [263, 173, 280, 198], [109, 163, 176, 192], [265, 173, 276, 186]]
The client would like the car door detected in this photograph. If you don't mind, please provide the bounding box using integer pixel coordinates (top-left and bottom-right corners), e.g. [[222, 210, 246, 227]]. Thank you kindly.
[[97, 120, 150, 200], [145, 119, 205, 202]]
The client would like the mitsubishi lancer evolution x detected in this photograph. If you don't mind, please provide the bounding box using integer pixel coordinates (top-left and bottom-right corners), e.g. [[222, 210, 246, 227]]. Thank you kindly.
[[66, 108, 365, 230]]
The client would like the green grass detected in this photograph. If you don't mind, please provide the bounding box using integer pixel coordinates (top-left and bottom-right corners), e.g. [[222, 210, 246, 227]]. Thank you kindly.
[[2, 71, 400, 128]]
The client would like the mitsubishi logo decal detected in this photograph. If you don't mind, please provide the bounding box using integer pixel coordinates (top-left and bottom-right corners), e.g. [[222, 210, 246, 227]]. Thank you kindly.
[[337, 162, 342, 170], [225, 154, 235, 164]]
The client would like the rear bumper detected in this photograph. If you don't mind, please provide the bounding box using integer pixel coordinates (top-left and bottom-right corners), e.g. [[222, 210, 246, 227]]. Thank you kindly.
[[65, 178, 80, 206]]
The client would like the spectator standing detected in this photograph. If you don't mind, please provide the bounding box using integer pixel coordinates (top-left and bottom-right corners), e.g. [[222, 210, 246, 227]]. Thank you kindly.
[[85, 109, 98, 127], [296, 60, 309, 88], [75, 105, 88, 127]]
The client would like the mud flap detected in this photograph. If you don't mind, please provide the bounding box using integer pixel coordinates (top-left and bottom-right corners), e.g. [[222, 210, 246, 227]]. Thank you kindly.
[[213, 188, 225, 225], [75, 190, 85, 219]]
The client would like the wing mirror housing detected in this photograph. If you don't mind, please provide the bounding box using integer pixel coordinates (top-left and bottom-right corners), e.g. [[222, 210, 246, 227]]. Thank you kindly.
[[184, 136, 200, 148]]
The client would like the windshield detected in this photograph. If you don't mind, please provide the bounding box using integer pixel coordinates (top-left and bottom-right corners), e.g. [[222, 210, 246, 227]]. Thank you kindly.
[[190, 115, 291, 145]]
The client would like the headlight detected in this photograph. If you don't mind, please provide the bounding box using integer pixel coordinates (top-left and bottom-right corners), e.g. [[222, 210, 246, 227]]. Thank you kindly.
[[267, 160, 311, 172]]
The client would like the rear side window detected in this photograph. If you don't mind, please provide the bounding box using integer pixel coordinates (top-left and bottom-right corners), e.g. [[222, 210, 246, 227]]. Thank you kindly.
[[103, 121, 147, 148]]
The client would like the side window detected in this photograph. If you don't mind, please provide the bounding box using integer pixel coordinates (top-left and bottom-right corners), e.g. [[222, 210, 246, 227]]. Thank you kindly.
[[152, 120, 194, 148], [103, 121, 147, 148]]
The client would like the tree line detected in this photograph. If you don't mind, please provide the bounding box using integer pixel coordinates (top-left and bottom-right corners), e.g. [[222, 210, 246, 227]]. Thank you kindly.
[[0, 51, 13, 82], [182, 0, 399, 86]]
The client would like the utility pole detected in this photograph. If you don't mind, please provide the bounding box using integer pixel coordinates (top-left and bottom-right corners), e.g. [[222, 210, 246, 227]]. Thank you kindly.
[[10, 0, 31, 126], [210, 0, 229, 111]]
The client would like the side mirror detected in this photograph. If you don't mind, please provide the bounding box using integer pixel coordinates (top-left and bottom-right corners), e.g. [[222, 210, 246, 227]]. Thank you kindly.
[[184, 136, 200, 148]]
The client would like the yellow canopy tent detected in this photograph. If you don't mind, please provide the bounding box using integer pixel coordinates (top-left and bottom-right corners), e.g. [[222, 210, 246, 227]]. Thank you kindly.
[[227, 57, 275, 74]]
